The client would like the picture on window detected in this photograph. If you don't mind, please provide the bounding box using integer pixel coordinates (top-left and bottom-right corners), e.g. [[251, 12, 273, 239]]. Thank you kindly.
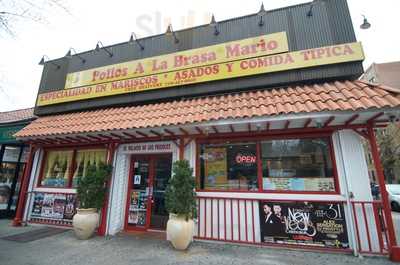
[[199, 143, 258, 191]]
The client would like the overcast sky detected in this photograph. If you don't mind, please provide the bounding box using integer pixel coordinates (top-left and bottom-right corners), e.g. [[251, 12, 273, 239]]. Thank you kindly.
[[0, 0, 399, 112]]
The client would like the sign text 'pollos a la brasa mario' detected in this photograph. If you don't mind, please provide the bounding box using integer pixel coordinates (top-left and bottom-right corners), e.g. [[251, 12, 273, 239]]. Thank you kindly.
[[37, 32, 364, 106]]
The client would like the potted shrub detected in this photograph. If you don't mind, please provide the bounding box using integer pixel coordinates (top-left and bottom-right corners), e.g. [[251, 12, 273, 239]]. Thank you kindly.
[[165, 160, 197, 250], [73, 162, 112, 239]]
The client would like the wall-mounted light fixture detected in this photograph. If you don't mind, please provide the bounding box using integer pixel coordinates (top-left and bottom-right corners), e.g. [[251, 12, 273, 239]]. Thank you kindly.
[[38, 55, 60, 69], [360, 15, 371, 29], [209, 14, 220, 35], [258, 3, 267, 26], [129, 32, 144, 50], [166, 24, 179, 43], [65, 48, 86, 64], [95, 41, 113, 57]]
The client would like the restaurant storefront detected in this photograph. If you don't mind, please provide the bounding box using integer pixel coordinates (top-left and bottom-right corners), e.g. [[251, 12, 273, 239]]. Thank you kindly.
[[11, 0, 400, 259]]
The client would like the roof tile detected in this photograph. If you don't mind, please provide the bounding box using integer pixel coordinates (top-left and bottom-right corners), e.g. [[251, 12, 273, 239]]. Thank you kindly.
[[15, 80, 400, 138], [0, 107, 35, 124]]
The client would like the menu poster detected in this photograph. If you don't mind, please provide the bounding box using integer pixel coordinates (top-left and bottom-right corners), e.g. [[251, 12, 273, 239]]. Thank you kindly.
[[31, 192, 44, 217], [259, 201, 349, 249]]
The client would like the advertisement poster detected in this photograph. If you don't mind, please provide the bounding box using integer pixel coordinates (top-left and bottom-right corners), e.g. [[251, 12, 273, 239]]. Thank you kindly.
[[53, 194, 66, 219], [263, 178, 335, 192], [41, 193, 54, 218], [128, 191, 147, 225], [259, 201, 349, 248], [31, 192, 44, 217], [204, 147, 227, 189], [31, 192, 77, 220], [64, 194, 77, 220]]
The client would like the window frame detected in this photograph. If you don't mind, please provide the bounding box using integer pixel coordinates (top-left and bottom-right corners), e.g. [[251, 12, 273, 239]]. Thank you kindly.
[[37, 146, 107, 189], [195, 132, 340, 195]]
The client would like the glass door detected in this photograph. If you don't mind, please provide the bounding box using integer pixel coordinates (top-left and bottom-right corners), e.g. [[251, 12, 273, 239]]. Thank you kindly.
[[150, 155, 172, 230], [125, 154, 172, 231], [126, 157, 152, 230], [0, 145, 26, 218]]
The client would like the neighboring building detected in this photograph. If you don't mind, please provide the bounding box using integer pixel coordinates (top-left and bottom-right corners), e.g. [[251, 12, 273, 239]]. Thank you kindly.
[[0, 108, 35, 218], [10, 0, 400, 259], [361, 61, 400, 88], [361, 62, 400, 184]]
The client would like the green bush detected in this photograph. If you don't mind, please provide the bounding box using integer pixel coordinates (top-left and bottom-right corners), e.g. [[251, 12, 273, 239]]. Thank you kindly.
[[165, 160, 197, 220], [76, 163, 112, 210]]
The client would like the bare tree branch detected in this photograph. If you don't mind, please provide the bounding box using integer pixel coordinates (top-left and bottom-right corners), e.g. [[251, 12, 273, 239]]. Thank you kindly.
[[0, 0, 70, 37]]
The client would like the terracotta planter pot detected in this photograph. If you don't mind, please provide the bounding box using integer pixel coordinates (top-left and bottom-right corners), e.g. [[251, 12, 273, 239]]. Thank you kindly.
[[166, 214, 194, 250], [72, 208, 99, 240]]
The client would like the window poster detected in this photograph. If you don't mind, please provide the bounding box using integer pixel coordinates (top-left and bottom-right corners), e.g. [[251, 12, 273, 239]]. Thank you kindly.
[[41, 193, 55, 218], [52, 194, 67, 219], [31, 192, 44, 217], [259, 201, 349, 248], [30, 192, 77, 221], [263, 177, 334, 192], [64, 194, 77, 220], [204, 147, 227, 189], [128, 191, 147, 225]]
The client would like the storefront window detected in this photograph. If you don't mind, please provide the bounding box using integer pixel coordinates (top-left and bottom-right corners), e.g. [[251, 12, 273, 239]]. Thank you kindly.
[[40, 148, 107, 188], [0, 163, 17, 209], [199, 143, 258, 191], [0, 145, 26, 212], [261, 138, 335, 192], [72, 149, 107, 187], [40, 150, 73, 187]]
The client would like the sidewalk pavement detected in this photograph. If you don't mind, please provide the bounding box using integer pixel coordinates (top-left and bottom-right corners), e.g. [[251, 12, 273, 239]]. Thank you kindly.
[[0, 220, 395, 265]]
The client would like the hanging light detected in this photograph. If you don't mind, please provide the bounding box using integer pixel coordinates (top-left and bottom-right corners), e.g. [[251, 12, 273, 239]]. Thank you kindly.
[[129, 32, 144, 50], [360, 15, 371, 29], [38, 55, 60, 69], [258, 3, 267, 26], [95, 41, 113, 57], [65, 48, 86, 64], [209, 14, 220, 35], [166, 24, 179, 43]]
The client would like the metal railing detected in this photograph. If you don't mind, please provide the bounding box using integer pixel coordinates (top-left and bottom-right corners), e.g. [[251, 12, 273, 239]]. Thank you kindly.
[[351, 200, 389, 255], [195, 196, 389, 255]]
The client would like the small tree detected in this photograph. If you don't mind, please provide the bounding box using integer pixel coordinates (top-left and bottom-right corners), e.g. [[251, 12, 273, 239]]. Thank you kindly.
[[76, 163, 112, 210], [165, 160, 197, 220], [377, 123, 400, 183]]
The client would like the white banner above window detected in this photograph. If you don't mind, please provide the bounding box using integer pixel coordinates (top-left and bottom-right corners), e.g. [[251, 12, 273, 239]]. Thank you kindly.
[[120, 141, 174, 154]]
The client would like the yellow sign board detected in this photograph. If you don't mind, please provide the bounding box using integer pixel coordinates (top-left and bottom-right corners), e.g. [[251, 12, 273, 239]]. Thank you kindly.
[[37, 40, 364, 106], [65, 32, 289, 89]]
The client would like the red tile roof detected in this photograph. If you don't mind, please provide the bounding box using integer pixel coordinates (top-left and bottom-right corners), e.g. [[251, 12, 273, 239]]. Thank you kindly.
[[0, 107, 35, 124], [15, 80, 400, 138]]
